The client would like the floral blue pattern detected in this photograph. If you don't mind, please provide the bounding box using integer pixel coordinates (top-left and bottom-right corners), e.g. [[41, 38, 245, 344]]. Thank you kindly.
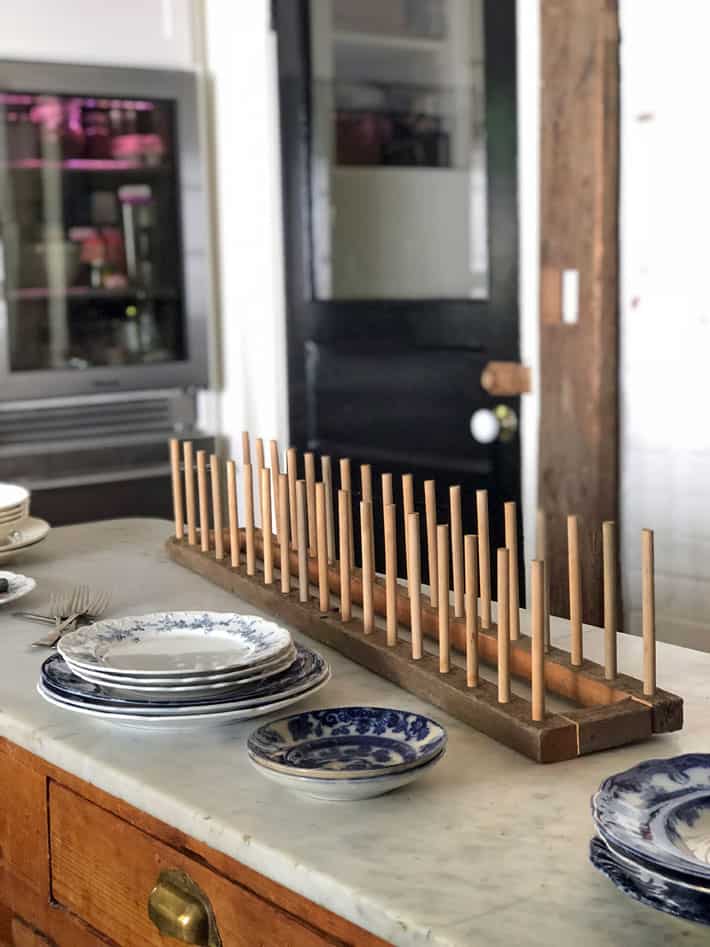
[[248, 706, 447, 779]]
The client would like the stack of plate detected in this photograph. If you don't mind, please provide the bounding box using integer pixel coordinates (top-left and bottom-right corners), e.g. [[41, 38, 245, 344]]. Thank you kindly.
[[36, 611, 330, 730], [0, 482, 50, 564], [591, 754, 710, 925], [248, 706, 447, 801]]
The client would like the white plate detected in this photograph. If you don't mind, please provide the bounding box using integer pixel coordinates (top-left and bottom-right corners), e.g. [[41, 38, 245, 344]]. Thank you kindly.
[[0, 518, 50, 564], [0, 570, 36, 606], [58, 611, 293, 676], [36, 674, 330, 730]]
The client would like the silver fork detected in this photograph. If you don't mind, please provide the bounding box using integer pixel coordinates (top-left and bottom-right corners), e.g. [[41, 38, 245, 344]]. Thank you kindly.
[[32, 586, 110, 648]]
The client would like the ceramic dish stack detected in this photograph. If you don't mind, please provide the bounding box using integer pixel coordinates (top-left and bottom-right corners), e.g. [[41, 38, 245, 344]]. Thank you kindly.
[[590, 753, 710, 925], [0, 482, 50, 564], [248, 706, 447, 801], [36, 611, 330, 730]]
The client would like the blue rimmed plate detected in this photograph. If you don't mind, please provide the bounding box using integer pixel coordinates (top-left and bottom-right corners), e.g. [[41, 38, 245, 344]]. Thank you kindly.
[[248, 706, 447, 779]]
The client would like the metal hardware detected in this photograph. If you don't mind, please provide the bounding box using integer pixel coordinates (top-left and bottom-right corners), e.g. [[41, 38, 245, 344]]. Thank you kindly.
[[148, 869, 222, 946]]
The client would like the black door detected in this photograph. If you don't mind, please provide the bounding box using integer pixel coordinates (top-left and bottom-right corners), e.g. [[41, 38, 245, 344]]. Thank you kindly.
[[275, 0, 520, 588]]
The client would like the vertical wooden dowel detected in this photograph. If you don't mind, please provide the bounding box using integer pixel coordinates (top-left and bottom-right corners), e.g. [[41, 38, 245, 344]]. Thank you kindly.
[[226, 460, 239, 569], [642, 528, 656, 696], [321, 456, 336, 563], [450, 485, 464, 619], [568, 514, 583, 666], [464, 534, 479, 687], [338, 490, 352, 621], [183, 441, 197, 546], [315, 482, 329, 612], [531, 559, 546, 721], [504, 501, 520, 641], [255, 437, 265, 471], [296, 480, 308, 602], [340, 458, 355, 563], [382, 472, 393, 508], [603, 520, 618, 679], [437, 524, 450, 672], [243, 463, 256, 576], [261, 467, 273, 584], [287, 447, 298, 549], [497, 548, 510, 703], [269, 439, 281, 541], [170, 438, 184, 540], [304, 452, 317, 555], [476, 489, 491, 629], [402, 473, 414, 567], [408, 512, 423, 660], [210, 453, 224, 560], [197, 450, 210, 553], [279, 473, 290, 594], [536, 509, 551, 652], [384, 503, 398, 646], [241, 431, 250, 466], [360, 464, 372, 502], [361, 499, 374, 634], [424, 479, 438, 608]]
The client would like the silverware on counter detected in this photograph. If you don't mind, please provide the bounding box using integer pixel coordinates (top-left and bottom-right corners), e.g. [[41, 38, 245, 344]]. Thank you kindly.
[[27, 586, 111, 648]]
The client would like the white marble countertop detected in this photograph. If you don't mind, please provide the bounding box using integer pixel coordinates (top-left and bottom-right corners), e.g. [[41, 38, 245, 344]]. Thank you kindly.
[[0, 518, 708, 946]]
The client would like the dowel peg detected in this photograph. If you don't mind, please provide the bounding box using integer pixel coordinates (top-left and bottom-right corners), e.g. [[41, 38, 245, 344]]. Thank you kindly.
[[196, 449, 210, 553], [210, 453, 224, 560], [361, 499, 374, 634], [287, 447, 298, 549], [304, 452, 317, 555], [464, 534, 479, 687], [408, 512, 423, 660], [316, 482, 329, 612], [340, 458, 355, 563], [477, 489, 491, 629], [269, 439, 281, 540], [183, 440, 197, 546], [504, 500, 520, 641], [296, 480, 308, 602], [243, 463, 256, 576], [642, 528, 656, 696], [261, 466, 273, 584], [226, 460, 240, 569], [603, 520, 618, 679], [384, 503, 398, 646], [321, 455, 336, 563], [536, 509, 551, 651], [437, 524, 450, 673], [241, 431, 250, 466], [338, 489, 352, 621], [255, 437, 265, 470], [497, 547, 510, 703], [424, 479, 438, 607], [568, 514, 583, 666], [450, 485, 464, 619], [531, 559, 546, 720], [382, 472, 393, 508], [169, 438, 184, 540], [279, 473, 290, 594]]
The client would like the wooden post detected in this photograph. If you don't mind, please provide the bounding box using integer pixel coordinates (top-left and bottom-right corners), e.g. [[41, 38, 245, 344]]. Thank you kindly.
[[504, 501, 520, 641], [316, 482, 329, 612], [279, 473, 290, 594], [360, 464, 372, 502], [477, 489, 491, 629], [424, 479, 438, 608], [321, 455, 336, 563], [382, 472, 393, 508], [361, 499, 374, 634], [568, 514, 583, 666], [450, 485, 464, 619], [402, 473, 414, 568], [304, 452, 317, 555], [287, 447, 298, 549], [497, 548, 510, 703], [437, 524, 450, 673], [183, 440, 196, 546], [536, 509, 551, 652], [270, 440, 281, 542], [642, 528, 656, 696], [197, 450, 210, 553], [338, 490, 352, 621], [255, 437, 265, 471], [210, 453, 224, 561], [340, 458, 355, 563], [226, 460, 239, 569], [261, 467, 273, 585], [464, 534, 479, 687], [243, 463, 256, 576], [407, 512, 423, 660], [384, 503, 398, 646], [531, 559, 546, 721], [241, 431, 250, 466], [169, 438, 184, 540], [296, 480, 308, 602], [603, 520, 618, 679]]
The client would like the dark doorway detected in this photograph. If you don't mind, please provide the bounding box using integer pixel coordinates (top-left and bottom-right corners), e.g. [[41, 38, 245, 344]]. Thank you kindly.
[[275, 0, 520, 589]]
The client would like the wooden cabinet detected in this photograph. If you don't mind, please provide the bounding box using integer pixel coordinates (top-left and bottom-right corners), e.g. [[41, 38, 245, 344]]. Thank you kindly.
[[0, 739, 389, 947]]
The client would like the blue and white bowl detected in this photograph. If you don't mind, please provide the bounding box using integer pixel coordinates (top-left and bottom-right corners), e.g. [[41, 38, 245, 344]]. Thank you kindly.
[[248, 706, 447, 780]]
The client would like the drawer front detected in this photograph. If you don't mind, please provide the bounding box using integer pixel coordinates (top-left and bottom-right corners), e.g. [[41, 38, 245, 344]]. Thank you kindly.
[[49, 782, 335, 947]]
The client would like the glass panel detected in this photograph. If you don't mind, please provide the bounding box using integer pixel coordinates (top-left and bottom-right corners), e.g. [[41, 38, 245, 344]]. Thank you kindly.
[[310, 0, 488, 300], [0, 91, 185, 371]]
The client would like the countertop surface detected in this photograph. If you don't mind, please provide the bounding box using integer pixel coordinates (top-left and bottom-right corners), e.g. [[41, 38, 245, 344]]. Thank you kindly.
[[0, 518, 708, 946]]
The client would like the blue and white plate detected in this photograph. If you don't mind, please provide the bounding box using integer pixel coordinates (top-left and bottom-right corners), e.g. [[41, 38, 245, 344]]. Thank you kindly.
[[58, 611, 293, 676], [590, 834, 710, 925], [248, 706, 447, 779], [41, 645, 329, 714], [593, 754, 710, 882]]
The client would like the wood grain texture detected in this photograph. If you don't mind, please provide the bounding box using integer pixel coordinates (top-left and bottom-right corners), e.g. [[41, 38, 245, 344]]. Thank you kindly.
[[539, 0, 620, 625], [480, 361, 532, 396]]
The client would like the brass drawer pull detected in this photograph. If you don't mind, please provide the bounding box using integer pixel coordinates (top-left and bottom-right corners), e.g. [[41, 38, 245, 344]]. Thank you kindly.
[[148, 868, 222, 946]]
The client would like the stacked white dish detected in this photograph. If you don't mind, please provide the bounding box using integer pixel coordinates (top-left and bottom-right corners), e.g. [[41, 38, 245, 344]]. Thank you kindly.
[[0, 482, 50, 563], [36, 611, 330, 730]]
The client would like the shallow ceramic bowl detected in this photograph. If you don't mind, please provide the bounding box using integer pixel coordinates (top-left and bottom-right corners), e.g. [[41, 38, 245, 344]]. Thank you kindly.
[[250, 748, 445, 801], [0, 570, 36, 605], [593, 753, 710, 881], [247, 706, 447, 779]]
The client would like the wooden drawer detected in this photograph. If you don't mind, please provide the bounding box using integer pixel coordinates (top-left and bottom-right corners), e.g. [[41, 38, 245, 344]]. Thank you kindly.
[[48, 782, 338, 947]]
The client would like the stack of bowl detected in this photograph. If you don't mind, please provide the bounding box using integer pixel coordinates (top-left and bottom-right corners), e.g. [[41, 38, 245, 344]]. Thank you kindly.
[[0, 483, 50, 563]]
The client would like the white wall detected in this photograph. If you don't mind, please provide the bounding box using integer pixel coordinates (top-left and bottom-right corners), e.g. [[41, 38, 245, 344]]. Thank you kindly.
[[620, 0, 710, 649]]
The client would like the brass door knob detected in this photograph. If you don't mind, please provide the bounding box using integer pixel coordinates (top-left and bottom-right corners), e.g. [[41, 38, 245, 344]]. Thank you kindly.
[[148, 868, 222, 946]]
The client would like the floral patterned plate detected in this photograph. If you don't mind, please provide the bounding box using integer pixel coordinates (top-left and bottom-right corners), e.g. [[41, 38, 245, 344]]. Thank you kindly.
[[247, 706, 447, 780]]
